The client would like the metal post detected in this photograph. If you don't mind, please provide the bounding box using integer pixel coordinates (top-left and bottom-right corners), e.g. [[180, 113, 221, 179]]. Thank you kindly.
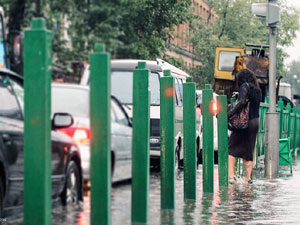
[[265, 112, 280, 178], [90, 43, 111, 225], [202, 84, 214, 193], [183, 77, 196, 200], [217, 90, 228, 187], [160, 69, 175, 209], [265, 0, 280, 178], [24, 18, 52, 225], [268, 27, 277, 114], [131, 62, 150, 223]]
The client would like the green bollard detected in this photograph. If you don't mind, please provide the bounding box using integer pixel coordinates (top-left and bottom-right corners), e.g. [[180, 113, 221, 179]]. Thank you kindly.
[[183, 77, 196, 200], [298, 108, 300, 149], [230, 97, 236, 108], [217, 90, 228, 187], [278, 99, 284, 139], [160, 69, 175, 209], [293, 107, 297, 152], [131, 62, 150, 224], [202, 84, 214, 193], [287, 103, 292, 138], [90, 43, 111, 225], [24, 18, 52, 225]]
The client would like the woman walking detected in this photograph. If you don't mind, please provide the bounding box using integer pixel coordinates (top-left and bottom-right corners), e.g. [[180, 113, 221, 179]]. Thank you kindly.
[[228, 68, 262, 184]]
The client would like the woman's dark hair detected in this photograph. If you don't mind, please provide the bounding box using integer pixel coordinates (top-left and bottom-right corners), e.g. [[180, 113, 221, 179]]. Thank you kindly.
[[237, 68, 261, 91]]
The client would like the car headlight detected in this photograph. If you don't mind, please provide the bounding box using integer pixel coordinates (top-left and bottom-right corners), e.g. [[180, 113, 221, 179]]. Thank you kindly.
[[150, 138, 160, 144]]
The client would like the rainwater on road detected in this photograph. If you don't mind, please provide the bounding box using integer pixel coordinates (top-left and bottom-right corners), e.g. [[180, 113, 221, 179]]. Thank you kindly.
[[6, 154, 300, 225]]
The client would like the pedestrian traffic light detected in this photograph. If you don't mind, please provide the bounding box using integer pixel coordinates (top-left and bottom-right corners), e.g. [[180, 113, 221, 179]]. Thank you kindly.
[[252, 2, 280, 27]]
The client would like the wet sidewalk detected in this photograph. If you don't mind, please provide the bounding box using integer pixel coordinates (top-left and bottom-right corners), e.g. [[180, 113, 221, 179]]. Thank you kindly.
[[6, 154, 300, 225]]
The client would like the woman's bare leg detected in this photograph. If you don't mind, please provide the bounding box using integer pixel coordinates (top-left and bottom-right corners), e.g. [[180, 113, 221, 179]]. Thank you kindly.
[[228, 155, 236, 179], [243, 160, 253, 181]]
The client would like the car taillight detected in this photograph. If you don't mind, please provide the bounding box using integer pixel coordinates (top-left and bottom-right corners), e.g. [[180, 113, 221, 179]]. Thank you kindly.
[[212, 100, 218, 115], [58, 127, 90, 144], [73, 128, 90, 144], [196, 106, 201, 115], [210, 99, 218, 116]]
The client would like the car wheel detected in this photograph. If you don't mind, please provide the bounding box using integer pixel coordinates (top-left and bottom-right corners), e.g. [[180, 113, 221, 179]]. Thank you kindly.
[[198, 149, 203, 165], [196, 139, 200, 168], [196, 149, 200, 169], [61, 161, 80, 206], [0, 180, 3, 217], [175, 144, 180, 170]]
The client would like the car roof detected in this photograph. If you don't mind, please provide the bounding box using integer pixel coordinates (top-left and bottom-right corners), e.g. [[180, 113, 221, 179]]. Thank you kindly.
[[111, 59, 162, 73], [52, 82, 89, 91], [196, 90, 218, 97], [52, 82, 122, 104], [111, 59, 190, 77]]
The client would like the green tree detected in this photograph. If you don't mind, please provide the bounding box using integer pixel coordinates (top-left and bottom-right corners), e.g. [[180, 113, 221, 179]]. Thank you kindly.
[[1, 0, 192, 76], [284, 60, 300, 95], [190, 0, 300, 88], [48, 0, 192, 66]]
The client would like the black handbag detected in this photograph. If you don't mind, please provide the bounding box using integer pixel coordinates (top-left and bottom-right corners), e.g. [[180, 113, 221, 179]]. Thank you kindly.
[[228, 83, 250, 131], [228, 101, 250, 131]]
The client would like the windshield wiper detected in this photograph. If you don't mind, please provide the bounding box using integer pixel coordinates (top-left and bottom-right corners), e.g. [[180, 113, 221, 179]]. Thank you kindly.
[[122, 103, 132, 110]]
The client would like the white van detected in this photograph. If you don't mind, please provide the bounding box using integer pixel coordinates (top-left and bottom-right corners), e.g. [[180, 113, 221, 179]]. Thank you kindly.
[[80, 59, 201, 168], [278, 82, 292, 100]]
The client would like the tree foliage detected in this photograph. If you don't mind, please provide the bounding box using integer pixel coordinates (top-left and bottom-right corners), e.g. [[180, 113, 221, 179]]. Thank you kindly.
[[190, 0, 300, 88], [284, 60, 300, 95], [1, 0, 192, 75], [0, 0, 299, 86]]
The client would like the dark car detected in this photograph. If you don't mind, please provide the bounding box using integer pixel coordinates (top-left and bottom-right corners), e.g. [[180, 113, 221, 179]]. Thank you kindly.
[[0, 69, 83, 217]]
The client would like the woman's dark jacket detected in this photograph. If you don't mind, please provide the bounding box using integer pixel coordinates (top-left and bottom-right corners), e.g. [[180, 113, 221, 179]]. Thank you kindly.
[[228, 83, 262, 120]]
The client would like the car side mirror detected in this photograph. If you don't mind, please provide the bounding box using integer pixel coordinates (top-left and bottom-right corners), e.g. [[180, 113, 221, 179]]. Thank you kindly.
[[12, 34, 23, 65], [196, 95, 201, 108], [52, 112, 74, 130]]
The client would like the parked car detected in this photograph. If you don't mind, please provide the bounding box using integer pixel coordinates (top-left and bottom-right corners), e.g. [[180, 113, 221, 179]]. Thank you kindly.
[[80, 59, 201, 169], [52, 83, 132, 183], [196, 90, 219, 163], [0, 69, 83, 217]]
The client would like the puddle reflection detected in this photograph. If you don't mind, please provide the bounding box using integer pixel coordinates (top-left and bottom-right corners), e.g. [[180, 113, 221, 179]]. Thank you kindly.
[[6, 155, 300, 224], [182, 199, 196, 225]]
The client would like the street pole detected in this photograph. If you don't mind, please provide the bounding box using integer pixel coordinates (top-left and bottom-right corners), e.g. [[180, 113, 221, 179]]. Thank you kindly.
[[90, 43, 111, 225], [265, 0, 280, 178], [24, 18, 52, 225], [160, 69, 175, 210]]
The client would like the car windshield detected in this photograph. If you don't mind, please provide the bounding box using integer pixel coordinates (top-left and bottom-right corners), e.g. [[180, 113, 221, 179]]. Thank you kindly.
[[112, 71, 160, 105], [52, 86, 89, 117], [0, 75, 21, 119], [218, 51, 241, 71]]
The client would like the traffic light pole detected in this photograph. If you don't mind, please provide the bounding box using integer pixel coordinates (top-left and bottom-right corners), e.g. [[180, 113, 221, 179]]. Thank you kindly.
[[265, 25, 279, 179], [265, 0, 279, 179]]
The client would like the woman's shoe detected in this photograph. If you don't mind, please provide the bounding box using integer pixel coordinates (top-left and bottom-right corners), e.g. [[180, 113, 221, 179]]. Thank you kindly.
[[247, 179, 253, 184], [229, 176, 237, 184]]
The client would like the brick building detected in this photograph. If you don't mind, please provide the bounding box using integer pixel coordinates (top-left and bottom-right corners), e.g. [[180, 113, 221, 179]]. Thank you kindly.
[[165, 0, 218, 68]]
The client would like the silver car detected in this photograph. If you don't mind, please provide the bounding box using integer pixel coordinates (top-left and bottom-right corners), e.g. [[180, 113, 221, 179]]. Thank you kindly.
[[52, 83, 132, 183]]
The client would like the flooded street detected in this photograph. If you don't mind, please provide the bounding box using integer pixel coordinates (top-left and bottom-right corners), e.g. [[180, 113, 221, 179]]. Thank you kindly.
[[6, 154, 300, 225]]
